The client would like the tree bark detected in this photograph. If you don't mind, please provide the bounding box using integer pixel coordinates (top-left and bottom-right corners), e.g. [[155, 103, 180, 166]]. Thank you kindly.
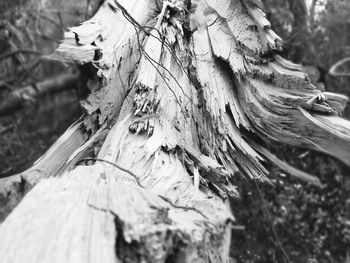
[[1, 0, 350, 262]]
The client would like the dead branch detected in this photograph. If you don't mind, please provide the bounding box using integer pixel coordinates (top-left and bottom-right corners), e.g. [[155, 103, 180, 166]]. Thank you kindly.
[[329, 57, 350, 77], [0, 49, 43, 63], [0, 73, 79, 116]]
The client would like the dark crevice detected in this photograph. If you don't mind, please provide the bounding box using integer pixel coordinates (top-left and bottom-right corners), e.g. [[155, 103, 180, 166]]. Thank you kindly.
[[93, 48, 103, 61]]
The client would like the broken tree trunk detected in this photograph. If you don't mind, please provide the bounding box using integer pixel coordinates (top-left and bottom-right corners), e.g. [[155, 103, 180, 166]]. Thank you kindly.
[[1, 0, 350, 262]]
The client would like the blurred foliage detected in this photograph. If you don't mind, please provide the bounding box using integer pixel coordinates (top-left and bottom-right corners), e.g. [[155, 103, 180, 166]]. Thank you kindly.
[[231, 149, 350, 263], [230, 1, 350, 262]]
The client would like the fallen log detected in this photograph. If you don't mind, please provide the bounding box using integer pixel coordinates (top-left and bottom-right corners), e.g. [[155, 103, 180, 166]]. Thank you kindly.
[[0, 73, 79, 116], [1, 0, 350, 262]]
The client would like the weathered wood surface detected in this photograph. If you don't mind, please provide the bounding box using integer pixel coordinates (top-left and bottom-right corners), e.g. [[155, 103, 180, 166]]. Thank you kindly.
[[1, 0, 350, 262]]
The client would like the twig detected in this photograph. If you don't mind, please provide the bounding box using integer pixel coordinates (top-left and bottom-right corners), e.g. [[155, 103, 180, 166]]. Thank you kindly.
[[134, 24, 190, 119], [114, 0, 192, 98], [78, 158, 144, 187], [109, 1, 202, 124], [109, 0, 144, 29], [78, 157, 208, 219], [114, 2, 197, 119]]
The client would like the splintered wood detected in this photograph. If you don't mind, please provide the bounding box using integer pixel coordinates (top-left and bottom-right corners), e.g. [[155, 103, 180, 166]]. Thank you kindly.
[[1, 0, 350, 262]]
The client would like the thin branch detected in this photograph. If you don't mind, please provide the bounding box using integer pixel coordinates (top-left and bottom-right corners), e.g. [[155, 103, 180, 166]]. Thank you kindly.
[[78, 158, 208, 219], [110, 0, 144, 29], [112, 1, 197, 119], [110, 1, 201, 120], [133, 24, 190, 119], [78, 158, 143, 186], [114, 0, 189, 80]]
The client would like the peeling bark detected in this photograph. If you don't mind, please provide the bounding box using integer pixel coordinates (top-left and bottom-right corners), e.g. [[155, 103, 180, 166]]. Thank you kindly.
[[1, 0, 350, 262]]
